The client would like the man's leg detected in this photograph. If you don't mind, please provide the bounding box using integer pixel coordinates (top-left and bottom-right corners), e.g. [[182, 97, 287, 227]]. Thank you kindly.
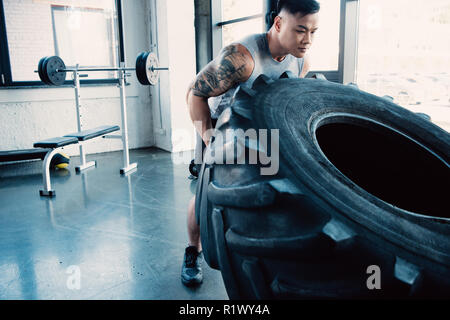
[[182, 117, 216, 286], [187, 196, 202, 250], [181, 195, 203, 286]]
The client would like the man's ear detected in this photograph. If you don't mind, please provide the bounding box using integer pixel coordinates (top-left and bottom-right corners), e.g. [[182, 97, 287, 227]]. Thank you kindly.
[[274, 15, 282, 32]]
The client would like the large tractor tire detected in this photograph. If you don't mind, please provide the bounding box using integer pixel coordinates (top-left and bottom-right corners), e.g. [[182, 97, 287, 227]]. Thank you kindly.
[[196, 73, 450, 299]]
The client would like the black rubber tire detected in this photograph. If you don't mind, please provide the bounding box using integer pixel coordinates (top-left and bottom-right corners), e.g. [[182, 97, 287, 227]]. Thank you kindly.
[[197, 73, 450, 299]]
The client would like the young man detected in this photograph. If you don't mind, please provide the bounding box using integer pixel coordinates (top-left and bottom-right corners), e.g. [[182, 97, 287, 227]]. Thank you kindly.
[[182, 0, 320, 287]]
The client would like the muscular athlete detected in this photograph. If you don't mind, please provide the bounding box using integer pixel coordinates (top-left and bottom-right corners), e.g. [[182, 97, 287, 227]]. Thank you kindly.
[[182, 0, 320, 287]]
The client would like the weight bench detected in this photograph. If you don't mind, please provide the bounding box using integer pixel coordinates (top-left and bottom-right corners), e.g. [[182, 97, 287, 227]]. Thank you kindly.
[[0, 148, 51, 162], [34, 136, 79, 197], [64, 125, 120, 172], [34, 125, 120, 197]]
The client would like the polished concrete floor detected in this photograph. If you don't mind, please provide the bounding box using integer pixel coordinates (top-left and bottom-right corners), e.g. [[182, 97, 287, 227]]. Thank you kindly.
[[0, 148, 228, 300]]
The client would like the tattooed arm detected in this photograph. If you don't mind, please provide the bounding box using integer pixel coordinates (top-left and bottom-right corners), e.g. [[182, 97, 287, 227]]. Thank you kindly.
[[187, 43, 254, 145]]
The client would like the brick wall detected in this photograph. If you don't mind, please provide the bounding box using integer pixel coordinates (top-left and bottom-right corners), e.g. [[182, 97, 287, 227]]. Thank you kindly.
[[3, 0, 55, 81]]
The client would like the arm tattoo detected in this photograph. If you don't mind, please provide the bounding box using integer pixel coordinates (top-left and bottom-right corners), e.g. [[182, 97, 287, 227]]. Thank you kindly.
[[192, 45, 248, 98]]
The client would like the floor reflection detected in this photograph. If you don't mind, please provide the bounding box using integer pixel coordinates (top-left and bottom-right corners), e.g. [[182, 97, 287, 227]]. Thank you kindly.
[[0, 148, 227, 299]]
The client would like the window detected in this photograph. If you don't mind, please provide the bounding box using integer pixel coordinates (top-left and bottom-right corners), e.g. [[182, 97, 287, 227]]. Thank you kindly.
[[0, 0, 122, 87], [212, 0, 265, 55], [221, 0, 265, 46], [222, 18, 266, 48], [307, 0, 341, 72], [356, 0, 450, 131]]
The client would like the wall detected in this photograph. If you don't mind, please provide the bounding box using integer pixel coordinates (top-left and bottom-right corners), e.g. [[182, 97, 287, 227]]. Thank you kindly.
[[3, 0, 55, 82], [166, 0, 197, 153], [0, 0, 154, 157], [151, 0, 197, 153], [194, 0, 212, 73]]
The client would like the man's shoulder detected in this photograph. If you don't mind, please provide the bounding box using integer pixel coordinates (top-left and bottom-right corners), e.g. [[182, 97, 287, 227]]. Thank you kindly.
[[219, 33, 264, 59], [234, 32, 265, 47], [239, 32, 265, 42], [225, 33, 265, 59]]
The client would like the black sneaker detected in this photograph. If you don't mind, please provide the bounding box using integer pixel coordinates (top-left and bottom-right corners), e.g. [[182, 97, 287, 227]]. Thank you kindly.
[[181, 246, 203, 286]]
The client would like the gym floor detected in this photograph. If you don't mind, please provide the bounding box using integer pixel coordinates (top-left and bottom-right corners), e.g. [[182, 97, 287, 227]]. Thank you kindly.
[[0, 148, 228, 300]]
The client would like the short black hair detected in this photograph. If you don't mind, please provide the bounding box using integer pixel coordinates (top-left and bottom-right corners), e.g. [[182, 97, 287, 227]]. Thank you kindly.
[[276, 0, 320, 16]]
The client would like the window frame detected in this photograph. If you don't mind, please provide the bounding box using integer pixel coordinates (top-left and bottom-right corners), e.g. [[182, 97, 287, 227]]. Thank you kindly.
[[211, 0, 266, 58], [210, 0, 360, 84], [0, 0, 124, 88]]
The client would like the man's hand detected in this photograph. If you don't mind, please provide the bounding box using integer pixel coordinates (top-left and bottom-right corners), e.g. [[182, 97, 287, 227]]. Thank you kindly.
[[187, 44, 254, 145]]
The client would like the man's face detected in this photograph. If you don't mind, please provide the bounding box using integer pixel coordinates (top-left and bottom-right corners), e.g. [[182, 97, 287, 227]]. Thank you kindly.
[[276, 10, 319, 58]]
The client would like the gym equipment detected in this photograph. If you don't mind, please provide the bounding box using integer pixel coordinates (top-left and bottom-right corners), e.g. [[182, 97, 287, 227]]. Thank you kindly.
[[35, 51, 168, 176], [188, 131, 206, 179], [36, 54, 145, 176], [50, 152, 69, 169], [196, 73, 450, 299], [33, 125, 120, 196], [38, 56, 66, 86], [187, 73, 329, 179], [65, 125, 120, 173], [135, 52, 161, 85], [34, 136, 80, 196], [0, 148, 69, 169], [310, 73, 327, 80], [37, 52, 168, 86], [65, 125, 120, 142], [189, 159, 200, 179], [416, 112, 432, 121], [0, 148, 50, 162]]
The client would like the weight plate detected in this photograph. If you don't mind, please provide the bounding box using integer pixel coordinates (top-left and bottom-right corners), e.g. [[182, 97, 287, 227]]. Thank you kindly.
[[146, 52, 160, 86], [136, 51, 150, 85], [38, 56, 49, 84], [45, 56, 66, 86], [42, 56, 53, 85], [42, 57, 52, 85]]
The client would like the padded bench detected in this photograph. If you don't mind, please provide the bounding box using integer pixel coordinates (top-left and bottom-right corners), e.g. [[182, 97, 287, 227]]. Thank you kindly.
[[34, 136, 79, 149], [0, 148, 51, 162], [64, 125, 120, 141], [33, 136, 80, 197], [33, 125, 120, 197], [64, 125, 121, 173]]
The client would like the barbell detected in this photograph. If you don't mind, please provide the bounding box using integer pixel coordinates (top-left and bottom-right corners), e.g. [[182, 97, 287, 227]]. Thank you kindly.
[[37, 52, 168, 86]]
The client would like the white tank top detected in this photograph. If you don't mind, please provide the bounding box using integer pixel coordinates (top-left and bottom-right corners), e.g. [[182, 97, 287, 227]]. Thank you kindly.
[[208, 32, 305, 119]]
